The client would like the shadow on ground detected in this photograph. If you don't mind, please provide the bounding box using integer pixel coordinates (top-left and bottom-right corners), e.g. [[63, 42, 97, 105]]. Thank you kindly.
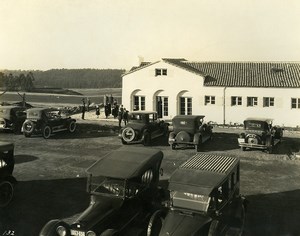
[[244, 189, 300, 236], [14, 155, 38, 164], [0, 178, 89, 236]]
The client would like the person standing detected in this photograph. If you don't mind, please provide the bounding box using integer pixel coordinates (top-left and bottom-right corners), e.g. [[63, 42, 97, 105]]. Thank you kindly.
[[123, 108, 129, 125], [87, 97, 91, 112], [118, 105, 124, 128], [82, 103, 86, 120], [95, 105, 100, 118]]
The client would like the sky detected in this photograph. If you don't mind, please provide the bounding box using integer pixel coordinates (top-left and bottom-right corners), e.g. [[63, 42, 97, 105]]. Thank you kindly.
[[0, 0, 300, 70]]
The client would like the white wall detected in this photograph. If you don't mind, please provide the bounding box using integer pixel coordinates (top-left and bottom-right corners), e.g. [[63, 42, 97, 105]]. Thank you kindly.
[[122, 61, 300, 127]]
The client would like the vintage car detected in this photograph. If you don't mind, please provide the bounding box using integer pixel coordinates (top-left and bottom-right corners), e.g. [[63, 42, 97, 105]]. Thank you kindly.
[[40, 146, 166, 236], [238, 118, 284, 154], [22, 107, 76, 139], [0, 142, 16, 207], [147, 153, 246, 236], [168, 115, 213, 151], [0, 105, 27, 134], [119, 111, 169, 146]]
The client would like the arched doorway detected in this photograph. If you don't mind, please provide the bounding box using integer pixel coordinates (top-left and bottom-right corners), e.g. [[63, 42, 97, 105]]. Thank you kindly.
[[177, 90, 193, 115], [153, 90, 168, 118]]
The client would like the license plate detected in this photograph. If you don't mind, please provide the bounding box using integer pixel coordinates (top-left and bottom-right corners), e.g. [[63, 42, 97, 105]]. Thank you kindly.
[[70, 230, 85, 236], [238, 138, 245, 143]]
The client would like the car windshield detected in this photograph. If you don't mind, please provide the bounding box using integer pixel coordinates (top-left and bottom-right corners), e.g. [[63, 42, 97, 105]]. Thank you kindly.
[[171, 191, 211, 213], [244, 121, 268, 131], [90, 176, 142, 198], [27, 110, 41, 119]]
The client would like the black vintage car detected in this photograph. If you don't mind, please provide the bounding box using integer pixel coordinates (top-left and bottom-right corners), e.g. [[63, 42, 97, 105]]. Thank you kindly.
[[0, 105, 27, 134], [0, 142, 16, 207], [147, 153, 246, 236], [168, 115, 213, 151], [40, 146, 166, 236], [119, 111, 169, 146], [22, 107, 76, 139], [238, 118, 284, 154]]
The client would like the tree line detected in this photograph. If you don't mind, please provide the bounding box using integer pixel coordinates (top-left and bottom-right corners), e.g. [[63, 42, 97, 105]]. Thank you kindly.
[[0, 69, 125, 91]]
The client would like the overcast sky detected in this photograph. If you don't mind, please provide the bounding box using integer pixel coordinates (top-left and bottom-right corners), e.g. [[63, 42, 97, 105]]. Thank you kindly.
[[0, 0, 300, 70]]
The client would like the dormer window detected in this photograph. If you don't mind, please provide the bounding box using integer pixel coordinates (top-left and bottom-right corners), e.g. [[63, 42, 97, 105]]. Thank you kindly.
[[155, 68, 167, 76]]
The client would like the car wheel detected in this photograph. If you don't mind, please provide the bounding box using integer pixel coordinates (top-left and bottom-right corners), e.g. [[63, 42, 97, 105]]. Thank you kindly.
[[147, 210, 164, 236], [240, 146, 246, 151], [68, 120, 76, 133], [195, 137, 202, 152], [0, 181, 13, 207], [143, 132, 151, 146], [42, 125, 52, 139], [24, 133, 31, 138], [121, 138, 127, 145], [39, 219, 69, 236], [267, 146, 273, 154], [122, 127, 135, 142], [170, 144, 176, 150], [266, 137, 273, 154], [208, 219, 226, 236]]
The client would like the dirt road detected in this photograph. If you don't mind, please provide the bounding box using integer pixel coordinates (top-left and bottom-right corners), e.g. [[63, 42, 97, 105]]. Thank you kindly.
[[0, 119, 300, 236]]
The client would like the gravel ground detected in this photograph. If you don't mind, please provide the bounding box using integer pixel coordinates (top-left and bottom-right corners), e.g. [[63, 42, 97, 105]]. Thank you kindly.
[[0, 112, 300, 236]]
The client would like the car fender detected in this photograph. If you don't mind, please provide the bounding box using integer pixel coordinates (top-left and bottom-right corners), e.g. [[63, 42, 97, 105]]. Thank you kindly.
[[39, 219, 70, 236]]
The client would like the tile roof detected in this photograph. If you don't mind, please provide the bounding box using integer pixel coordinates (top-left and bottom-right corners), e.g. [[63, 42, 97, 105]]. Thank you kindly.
[[163, 59, 300, 88]]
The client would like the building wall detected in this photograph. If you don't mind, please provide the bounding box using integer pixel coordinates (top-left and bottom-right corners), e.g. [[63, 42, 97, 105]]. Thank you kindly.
[[122, 61, 300, 127]]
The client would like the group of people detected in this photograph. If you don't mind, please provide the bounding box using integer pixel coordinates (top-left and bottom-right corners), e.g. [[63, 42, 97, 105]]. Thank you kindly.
[[117, 105, 129, 128]]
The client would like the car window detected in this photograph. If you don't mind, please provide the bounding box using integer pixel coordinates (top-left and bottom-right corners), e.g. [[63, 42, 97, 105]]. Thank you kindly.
[[27, 111, 41, 118]]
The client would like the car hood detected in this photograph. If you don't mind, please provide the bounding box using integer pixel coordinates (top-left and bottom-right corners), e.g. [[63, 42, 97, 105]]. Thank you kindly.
[[159, 210, 211, 236], [71, 195, 123, 230]]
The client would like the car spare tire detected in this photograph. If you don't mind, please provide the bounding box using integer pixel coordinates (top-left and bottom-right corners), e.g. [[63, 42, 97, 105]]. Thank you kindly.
[[176, 131, 190, 142], [23, 120, 35, 134], [122, 127, 135, 142]]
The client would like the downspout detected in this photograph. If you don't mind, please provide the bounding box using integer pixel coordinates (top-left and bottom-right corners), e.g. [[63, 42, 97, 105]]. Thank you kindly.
[[223, 87, 227, 125]]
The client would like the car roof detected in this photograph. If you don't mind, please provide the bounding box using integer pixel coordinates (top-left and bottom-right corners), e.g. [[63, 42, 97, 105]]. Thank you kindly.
[[169, 153, 239, 195], [0, 141, 14, 152], [0, 105, 22, 110], [173, 115, 205, 120], [86, 146, 163, 179], [130, 111, 157, 115], [245, 117, 273, 122], [27, 107, 56, 112]]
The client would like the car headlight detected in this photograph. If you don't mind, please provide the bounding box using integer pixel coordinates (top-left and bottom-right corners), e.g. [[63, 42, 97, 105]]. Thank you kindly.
[[86, 231, 96, 236], [56, 226, 67, 236]]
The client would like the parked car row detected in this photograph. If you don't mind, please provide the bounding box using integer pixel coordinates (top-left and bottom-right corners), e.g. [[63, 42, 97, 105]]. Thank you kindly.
[[118, 111, 283, 154], [0, 105, 77, 139], [39, 146, 246, 236]]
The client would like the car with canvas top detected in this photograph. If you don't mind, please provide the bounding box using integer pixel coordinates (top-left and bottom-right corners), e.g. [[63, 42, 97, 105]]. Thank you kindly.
[[119, 111, 169, 146], [0, 105, 27, 134], [147, 153, 246, 236], [238, 117, 283, 154], [0, 141, 16, 207], [168, 115, 213, 151], [40, 146, 166, 236], [22, 107, 76, 139]]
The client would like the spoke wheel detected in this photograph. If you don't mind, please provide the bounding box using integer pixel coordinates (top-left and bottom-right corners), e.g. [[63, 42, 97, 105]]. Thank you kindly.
[[68, 121, 76, 133], [42, 125, 51, 139]]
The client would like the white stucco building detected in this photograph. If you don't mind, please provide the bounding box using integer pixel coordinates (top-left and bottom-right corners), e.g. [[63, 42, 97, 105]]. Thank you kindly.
[[122, 58, 300, 127]]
